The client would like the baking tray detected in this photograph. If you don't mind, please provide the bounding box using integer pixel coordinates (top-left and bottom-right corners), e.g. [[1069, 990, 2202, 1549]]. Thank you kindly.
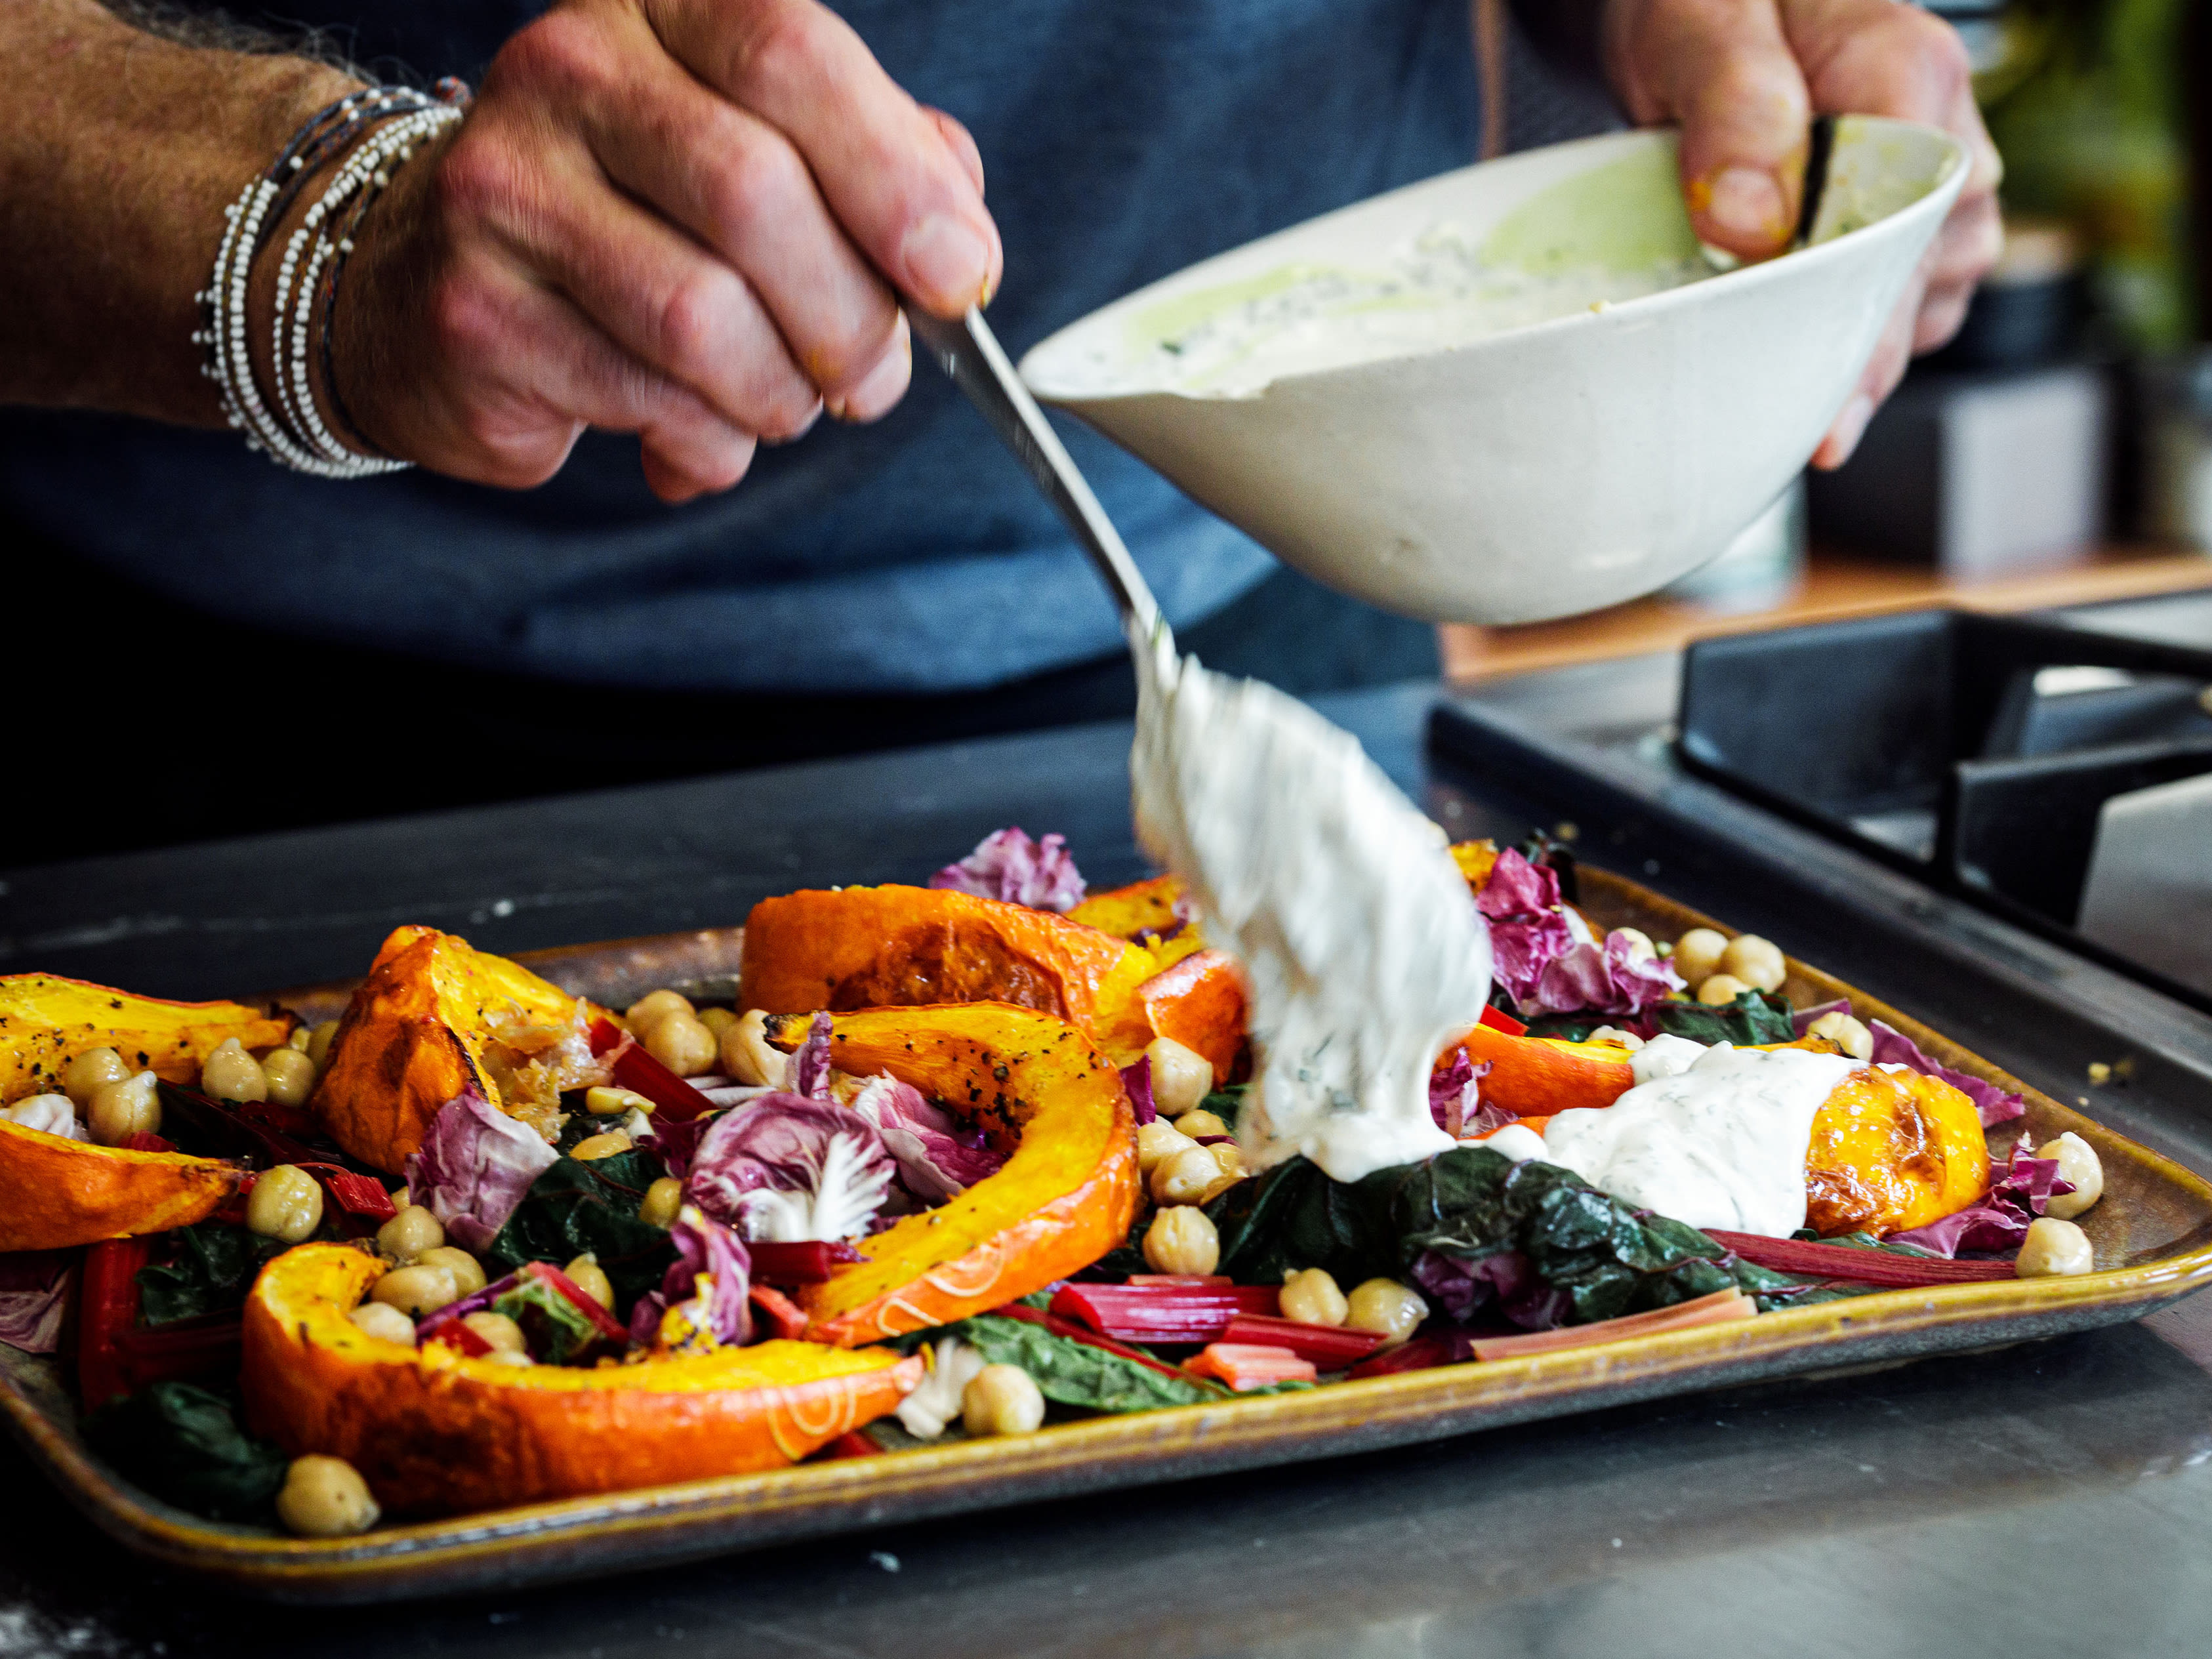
[[7, 866, 2212, 1604]]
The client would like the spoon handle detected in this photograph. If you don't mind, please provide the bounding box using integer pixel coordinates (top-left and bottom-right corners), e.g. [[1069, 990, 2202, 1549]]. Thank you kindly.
[[906, 304, 1166, 647]]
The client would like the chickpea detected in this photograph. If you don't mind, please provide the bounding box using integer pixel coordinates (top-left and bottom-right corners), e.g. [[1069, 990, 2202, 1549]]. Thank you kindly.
[[1696, 973, 1751, 1007], [3, 1094, 77, 1137], [276, 1455, 380, 1538], [87, 1072, 162, 1145], [60, 1046, 131, 1107], [1585, 1026, 1647, 1051], [571, 1130, 633, 1162], [1670, 929, 1729, 989], [260, 1047, 317, 1107], [1612, 928, 1658, 962], [245, 1164, 325, 1243], [563, 1253, 615, 1310], [582, 1085, 649, 1118], [643, 1012, 718, 1078], [1345, 1279, 1429, 1347], [377, 1203, 445, 1263], [1136, 1120, 1199, 1178], [492, 1349, 536, 1367], [1151, 1145, 1221, 1206], [962, 1364, 1046, 1437], [2015, 1216, 2095, 1278], [624, 989, 694, 1037], [720, 1008, 785, 1087], [416, 1246, 487, 1298], [371, 1262, 459, 1317], [347, 1301, 418, 1345], [200, 1036, 268, 1103], [640, 1176, 684, 1229], [306, 1019, 342, 1071], [1142, 1205, 1220, 1275], [1719, 934, 1787, 994], [1145, 1036, 1216, 1119], [462, 1311, 529, 1357], [2037, 1132, 2105, 1221], [1173, 1109, 1231, 1141], [1280, 1267, 1349, 1327], [1202, 1141, 1248, 1198], [698, 1007, 740, 1042], [1807, 1010, 1875, 1061], [386, 1185, 410, 1211]]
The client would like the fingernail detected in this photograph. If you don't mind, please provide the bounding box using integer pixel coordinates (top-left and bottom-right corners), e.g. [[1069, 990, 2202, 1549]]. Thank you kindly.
[[901, 213, 990, 309], [1703, 166, 1788, 247], [1824, 394, 1875, 466], [836, 317, 911, 424]]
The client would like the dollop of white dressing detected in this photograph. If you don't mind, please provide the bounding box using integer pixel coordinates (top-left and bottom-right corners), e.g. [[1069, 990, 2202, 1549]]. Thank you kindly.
[[1540, 1044, 1856, 1237], [1131, 636, 1492, 1183], [1472, 1122, 1547, 1163], [1629, 1033, 1708, 1084]]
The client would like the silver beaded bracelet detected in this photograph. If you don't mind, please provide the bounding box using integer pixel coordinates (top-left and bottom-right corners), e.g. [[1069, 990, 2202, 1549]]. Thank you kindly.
[[195, 85, 466, 480]]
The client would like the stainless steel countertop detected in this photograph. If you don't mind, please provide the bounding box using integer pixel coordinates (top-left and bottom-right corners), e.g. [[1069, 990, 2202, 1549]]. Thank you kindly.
[[7, 674, 2212, 1658]]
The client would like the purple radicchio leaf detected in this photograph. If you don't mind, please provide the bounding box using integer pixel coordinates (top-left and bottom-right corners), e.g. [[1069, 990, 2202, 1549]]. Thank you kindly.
[[1410, 1248, 1571, 1330], [638, 1109, 719, 1179], [1462, 1099, 1520, 1138], [1528, 932, 1686, 1018], [403, 1085, 559, 1254], [1427, 1048, 1494, 1137], [1868, 1020, 2027, 1127], [848, 1073, 1005, 1203], [0, 1250, 74, 1354], [1473, 848, 1563, 921], [1474, 850, 1578, 1009], [928, 826, 1088, 912], [1791, 998, 1852, 1038], [1120, 1055, 1158, 1126], [685, 1094, 896, 1243], [628, 1206, 753, 1349], [1887, 1141, 2072, 1258], [790, 1011, 835, 1101]]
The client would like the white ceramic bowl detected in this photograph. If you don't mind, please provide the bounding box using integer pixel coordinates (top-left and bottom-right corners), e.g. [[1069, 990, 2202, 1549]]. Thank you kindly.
[[1020, 118, 1967, 625]]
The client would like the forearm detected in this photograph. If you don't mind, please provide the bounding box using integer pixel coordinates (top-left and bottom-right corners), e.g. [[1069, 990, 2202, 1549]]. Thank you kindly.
[[0, 1, 360, 424]]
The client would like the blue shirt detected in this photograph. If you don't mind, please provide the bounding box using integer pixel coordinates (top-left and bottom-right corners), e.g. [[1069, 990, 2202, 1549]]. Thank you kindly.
[[1, 1, 1483, 693]]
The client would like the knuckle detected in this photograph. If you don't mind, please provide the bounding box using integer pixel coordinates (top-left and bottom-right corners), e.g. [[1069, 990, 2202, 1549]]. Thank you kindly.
[[737, 3, 836, 94], [653, 268, 743, 377], [714, 129, 809, 229], [489, 10, 606, 100], [432, 134, 520, 229]]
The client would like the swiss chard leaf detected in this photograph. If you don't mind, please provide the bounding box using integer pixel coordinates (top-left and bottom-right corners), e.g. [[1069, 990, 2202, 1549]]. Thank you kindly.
[[949, 1314, 1214, 1414], [1211, 1156, 1401, 1288], [493, 1275, 605, 1365], [136, 1223, 287, 1326], [1519, 1012, 1621, 1043], [1198, 1082, 1252, 1130], [1650, 989, 1796, 1047], [484, 1155, 674, 1311], [83, 1382, 289, 1522]]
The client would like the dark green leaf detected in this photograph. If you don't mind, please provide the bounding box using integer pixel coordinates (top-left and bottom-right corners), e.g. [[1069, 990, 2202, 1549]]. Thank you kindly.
[[1212, 1155, 1401, 1287], [1519, 1012, 1619, 1043], [485, 1156, 674, 1311], [136, 1224, 287, 1326], [83, 1382, 289, 1522], [1198, 1082, 1252, 1129], [1650, 989, 1795, 1047], [949, 1315, 1214, 1413], [494, 1275, 605, 1365]]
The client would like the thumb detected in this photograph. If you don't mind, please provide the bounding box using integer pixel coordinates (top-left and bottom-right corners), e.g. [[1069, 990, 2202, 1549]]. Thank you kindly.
[[1624, 1, 1813, 261]]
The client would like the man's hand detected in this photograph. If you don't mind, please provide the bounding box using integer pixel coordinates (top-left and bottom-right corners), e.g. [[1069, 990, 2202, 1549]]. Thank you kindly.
[[1602, 0, 2002, 467], [338, 0, 1000, 502]]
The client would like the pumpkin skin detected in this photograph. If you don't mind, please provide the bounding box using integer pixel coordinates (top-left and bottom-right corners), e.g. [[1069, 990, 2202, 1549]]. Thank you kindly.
[[740, 886, 1242, 1075], [0, 974, 277, 1250], [241, 1243, 922, 1517], [1448, 1023, 1640, 1118], [1806, 1065, 1991, 1237], [311, 926, 602, 1175], [760, 1004, 1139, 1347]]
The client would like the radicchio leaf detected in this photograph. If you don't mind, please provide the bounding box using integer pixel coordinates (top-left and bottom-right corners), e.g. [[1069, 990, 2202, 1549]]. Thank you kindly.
[[928, 826, 1088, 912], [1868, 1021, 2028, 1127], [686, 1094, 896, 1242], [790, 1011, 834, 1102], [403, 1086, 560, 1254], [0, 1250, 73, 1354], [1410, 1247, 1570, 1331], [1475, 848, 1578, 1010], [639, 1108, 722, 1179], [1120, 1056, 1158, 1126], [1427, 1048, 1494, 1137], [1474, 848, 1563, 920], [848, 1073, 1004, 1203], [1887, 1142, 2072, 1258], [628, 1206, 753, 1349], [1527, 932, 1686, 1017]]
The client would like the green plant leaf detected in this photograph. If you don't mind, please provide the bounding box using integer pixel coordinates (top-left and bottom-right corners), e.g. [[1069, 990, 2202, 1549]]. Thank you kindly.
[[83, 1382, 289, 1522], [136, 1223, 287, 1326]]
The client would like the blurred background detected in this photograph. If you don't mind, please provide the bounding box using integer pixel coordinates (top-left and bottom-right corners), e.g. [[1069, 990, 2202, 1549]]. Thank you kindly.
[[1446, 0, 2211, 680]]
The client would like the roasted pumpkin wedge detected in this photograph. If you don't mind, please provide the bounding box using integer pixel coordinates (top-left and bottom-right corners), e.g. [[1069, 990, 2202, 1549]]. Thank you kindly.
[[241, 1242, 920, 1515], [1449, 1022, 1640, 1118], [1806, 1065, 1990, 1237], [0, 975, 281, 1250], [760, 1004, 1139, 1347], [741, 886, 1243, 1077], [311, 926, 605, 1174]]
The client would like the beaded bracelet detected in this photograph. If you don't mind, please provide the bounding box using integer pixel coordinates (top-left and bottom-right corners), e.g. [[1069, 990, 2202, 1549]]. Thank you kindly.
[[194, 82, 466, 479]]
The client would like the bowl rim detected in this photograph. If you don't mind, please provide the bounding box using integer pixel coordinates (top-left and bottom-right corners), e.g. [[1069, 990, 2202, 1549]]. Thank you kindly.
[[1021, 114, 1969, 407]]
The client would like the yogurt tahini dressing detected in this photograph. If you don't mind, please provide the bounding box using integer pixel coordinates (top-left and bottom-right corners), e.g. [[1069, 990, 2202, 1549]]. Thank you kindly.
[[1130, 634, 1492, 1183]]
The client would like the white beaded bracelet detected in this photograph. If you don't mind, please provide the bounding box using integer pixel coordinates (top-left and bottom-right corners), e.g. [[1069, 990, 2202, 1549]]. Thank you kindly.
[[195, 87, 462, 480]]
